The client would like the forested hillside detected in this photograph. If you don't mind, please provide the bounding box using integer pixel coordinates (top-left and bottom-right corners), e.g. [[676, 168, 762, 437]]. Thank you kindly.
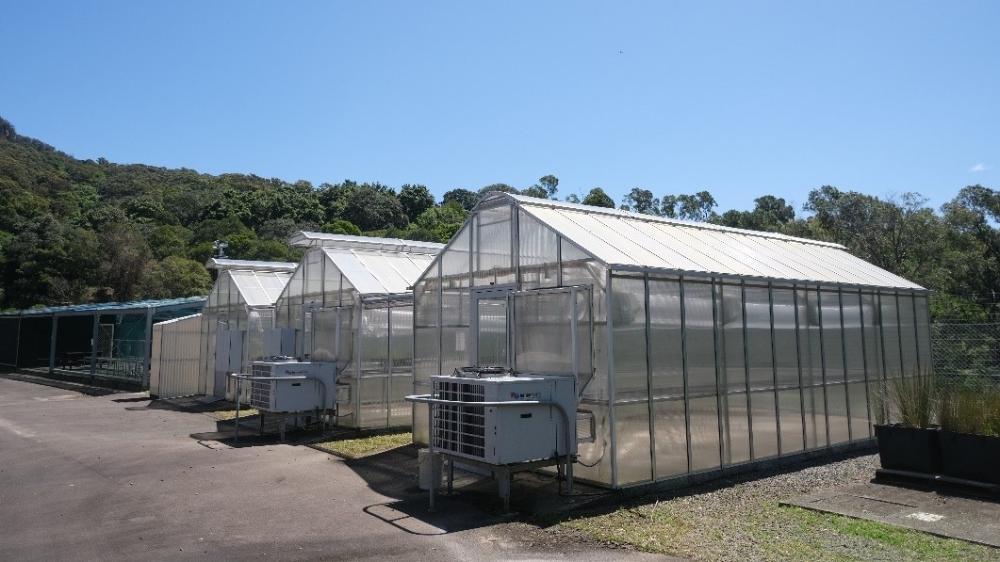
[[1, 116, 997, 320]]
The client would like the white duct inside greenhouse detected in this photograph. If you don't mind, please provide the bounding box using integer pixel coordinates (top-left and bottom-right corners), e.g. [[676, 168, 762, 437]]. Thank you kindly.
[[412, 192, 931, 489], [274, 235, 443, 429]]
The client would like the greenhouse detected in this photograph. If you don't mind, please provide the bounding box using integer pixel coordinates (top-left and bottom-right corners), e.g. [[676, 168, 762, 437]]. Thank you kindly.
[[274, 232, 444, 429], [411, 192, 931, 489], [201, 259, 297, 397], [0, 298, 205, 386]]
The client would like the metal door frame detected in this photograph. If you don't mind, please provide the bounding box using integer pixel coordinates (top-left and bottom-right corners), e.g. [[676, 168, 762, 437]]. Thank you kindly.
[[470, 285, 516, 368]]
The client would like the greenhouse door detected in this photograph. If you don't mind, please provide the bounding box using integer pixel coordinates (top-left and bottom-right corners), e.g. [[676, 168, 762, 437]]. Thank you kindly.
[[472, 288, 513, 368]]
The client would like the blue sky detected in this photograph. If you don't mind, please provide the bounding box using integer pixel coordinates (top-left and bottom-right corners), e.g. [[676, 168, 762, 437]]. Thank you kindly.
[[1, 1, 997, 213]]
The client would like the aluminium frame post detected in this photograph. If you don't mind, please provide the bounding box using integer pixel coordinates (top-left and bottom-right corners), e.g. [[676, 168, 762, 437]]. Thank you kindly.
[[386, 303, 392, 428], [144, 307, 155, 387], [711, 278, 725, 469], [768, 282, 782, 456], [679, 276, 693, 473], [643, 273, 656, 481], [605, 269, 618, 487], [49, 314, 58, 374], [895, 292, 905, 376], [718, 280, 731, 466], [793, 285, 807, 449], [14, 315, 22, 368], [910, 293, 922, 373], [816, 288, 831, 447], [741, 279, 754, 462], [89, 313, 100, 379], [857, 288, 872, 438], [837, 286, 852, 441]]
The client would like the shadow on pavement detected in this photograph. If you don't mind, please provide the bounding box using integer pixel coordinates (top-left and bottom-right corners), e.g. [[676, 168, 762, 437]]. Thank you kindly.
[[0, 371, 120, 397]]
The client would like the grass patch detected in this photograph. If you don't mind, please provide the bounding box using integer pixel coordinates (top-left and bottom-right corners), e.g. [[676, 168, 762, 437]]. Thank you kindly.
[[208, 408, 258, 421], [312, 431, 411, 459]]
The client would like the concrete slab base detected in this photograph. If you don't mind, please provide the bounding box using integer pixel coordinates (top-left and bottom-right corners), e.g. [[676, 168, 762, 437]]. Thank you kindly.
[[783, 481, 1000, 548]]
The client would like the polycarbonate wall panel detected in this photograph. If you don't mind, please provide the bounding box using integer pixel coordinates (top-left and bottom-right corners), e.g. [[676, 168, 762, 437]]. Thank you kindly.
[[688, 396, 721, 472], [750, 390, 778, 459], [413, 273, 440, 388], [615, 400, 652, 485], [648, 278, 683, 398], [612, 276, 648, 400], [848, 381, 871, 439], [772, 288, 798, 388], [778, 388, 804, 453], [880, 294, 902, 378], [441, 225, 471, 287], [820, 290, 845, 384], [842, 293, 865, 383], [720, 391, 751, 465], [653, 398, 688, 477], [474, 205, 514, 286], [720, 284, 746, 393], [914, 294, 932, 372], [803, 384, 827, 449], [440, 289, 470, 374], [744, 286, 773, 389], [861, 293, 881, 382], [515, 289, 581, 376], [683, 280, 717, 396], [826, 383, 851, 444], [897, 293, 918, 375], [518, 209, 559, 290]]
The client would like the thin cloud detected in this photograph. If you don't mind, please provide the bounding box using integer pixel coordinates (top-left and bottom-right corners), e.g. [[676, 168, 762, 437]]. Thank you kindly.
[[970, 163, 989, 173]]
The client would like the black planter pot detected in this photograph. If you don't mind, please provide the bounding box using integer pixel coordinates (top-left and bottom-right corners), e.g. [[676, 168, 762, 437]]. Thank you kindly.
[[938, 430, 1000, 485], [874, 424, 941, 474]]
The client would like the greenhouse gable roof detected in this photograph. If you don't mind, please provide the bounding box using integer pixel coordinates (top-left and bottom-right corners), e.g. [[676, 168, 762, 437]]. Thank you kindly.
[[205, 258, 298, 272], [321, 247, 438, 295], [495, 193, 924, 291], [289, 231, 445, 254], [226, 269, 293, 307]]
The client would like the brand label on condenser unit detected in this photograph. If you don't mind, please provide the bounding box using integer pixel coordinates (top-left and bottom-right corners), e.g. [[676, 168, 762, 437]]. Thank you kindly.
[[510, 392, 540, 401]]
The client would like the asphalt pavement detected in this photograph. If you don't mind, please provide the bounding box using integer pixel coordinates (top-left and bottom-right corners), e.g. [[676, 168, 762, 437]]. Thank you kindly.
[[0, 374, 664, 561]]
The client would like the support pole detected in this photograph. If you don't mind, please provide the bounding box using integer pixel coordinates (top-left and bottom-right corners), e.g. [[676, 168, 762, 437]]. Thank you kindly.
[[143, 307, 154, 387], [90, 313, 100, 380], [49, 315, 59, 374]]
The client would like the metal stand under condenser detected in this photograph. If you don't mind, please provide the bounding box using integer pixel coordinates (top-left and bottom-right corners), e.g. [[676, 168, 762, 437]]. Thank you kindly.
[[409, 394, 575, 514]]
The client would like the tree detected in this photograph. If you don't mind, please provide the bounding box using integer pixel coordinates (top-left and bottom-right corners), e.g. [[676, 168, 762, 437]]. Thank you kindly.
[[98, 222, 149, 302], [443, 188, 478, 210], [398, 184, 435, 221], [321, 219, 362, 236], [342, 185, 408, 231], [522, 175, 559, 199], [582, 188, 615, 208], [717, 195, 794, 231], [478, 183, 519, 197], [565, 194, 581, 204], [414, 202, 469, 242], [621, 188, 659, 215], [148, 225, 193, 260], [140, 256, 212, 298], [660, 191, 718, 221]]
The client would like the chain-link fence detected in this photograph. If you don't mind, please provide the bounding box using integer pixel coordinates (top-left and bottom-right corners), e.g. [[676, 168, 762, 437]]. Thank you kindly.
[[928, 323, 1000, 435]]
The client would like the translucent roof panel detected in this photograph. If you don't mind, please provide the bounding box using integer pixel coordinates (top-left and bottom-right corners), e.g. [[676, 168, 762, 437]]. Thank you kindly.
[[228, 270, 294, 307], [289, 231, 445, 254], [2, 297, 206, 317], [498, 194, 924, 291], [322, 247, 438, 295], [204, 258, 298, 272]]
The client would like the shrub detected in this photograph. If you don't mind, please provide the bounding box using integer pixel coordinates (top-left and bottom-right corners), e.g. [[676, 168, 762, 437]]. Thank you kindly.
[[889, 371, 937, 428], [938, 377, 1000, 437]]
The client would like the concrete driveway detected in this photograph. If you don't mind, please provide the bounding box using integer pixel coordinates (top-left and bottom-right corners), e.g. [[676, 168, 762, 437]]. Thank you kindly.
[[0, 375, 663, 561]]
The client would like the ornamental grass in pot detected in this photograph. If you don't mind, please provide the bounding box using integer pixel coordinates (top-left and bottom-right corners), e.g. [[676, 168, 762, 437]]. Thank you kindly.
[[937, 378, 1000, 484], [873, 371, 941, 475]]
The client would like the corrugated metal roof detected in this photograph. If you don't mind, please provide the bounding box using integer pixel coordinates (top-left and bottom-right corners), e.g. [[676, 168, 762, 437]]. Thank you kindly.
[[498, 193, 924, 290], [227, 270, 293, 307], [205, 258, 298, 272], [322, 247, 437, 295], [289, 231, 445, 254], [1, 297, 206, 318]]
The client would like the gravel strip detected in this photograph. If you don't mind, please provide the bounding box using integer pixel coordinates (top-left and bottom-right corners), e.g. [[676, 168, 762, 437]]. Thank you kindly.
[[560, 453, 1000, 561]]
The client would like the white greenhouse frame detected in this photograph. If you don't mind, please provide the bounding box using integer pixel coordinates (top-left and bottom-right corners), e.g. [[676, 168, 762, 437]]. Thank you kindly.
[[274, 234, 444, 430], [411, 192, 931, 489]]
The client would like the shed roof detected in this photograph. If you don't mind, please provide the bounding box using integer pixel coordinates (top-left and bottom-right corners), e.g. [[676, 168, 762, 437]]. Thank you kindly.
[[1, 297, 206, 318], [496, 193, 924, 291], [205, 258, 298, 272], [321, 247, 438, 295], [226, 269, 293, 307], [289, 231, 445, 254]]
